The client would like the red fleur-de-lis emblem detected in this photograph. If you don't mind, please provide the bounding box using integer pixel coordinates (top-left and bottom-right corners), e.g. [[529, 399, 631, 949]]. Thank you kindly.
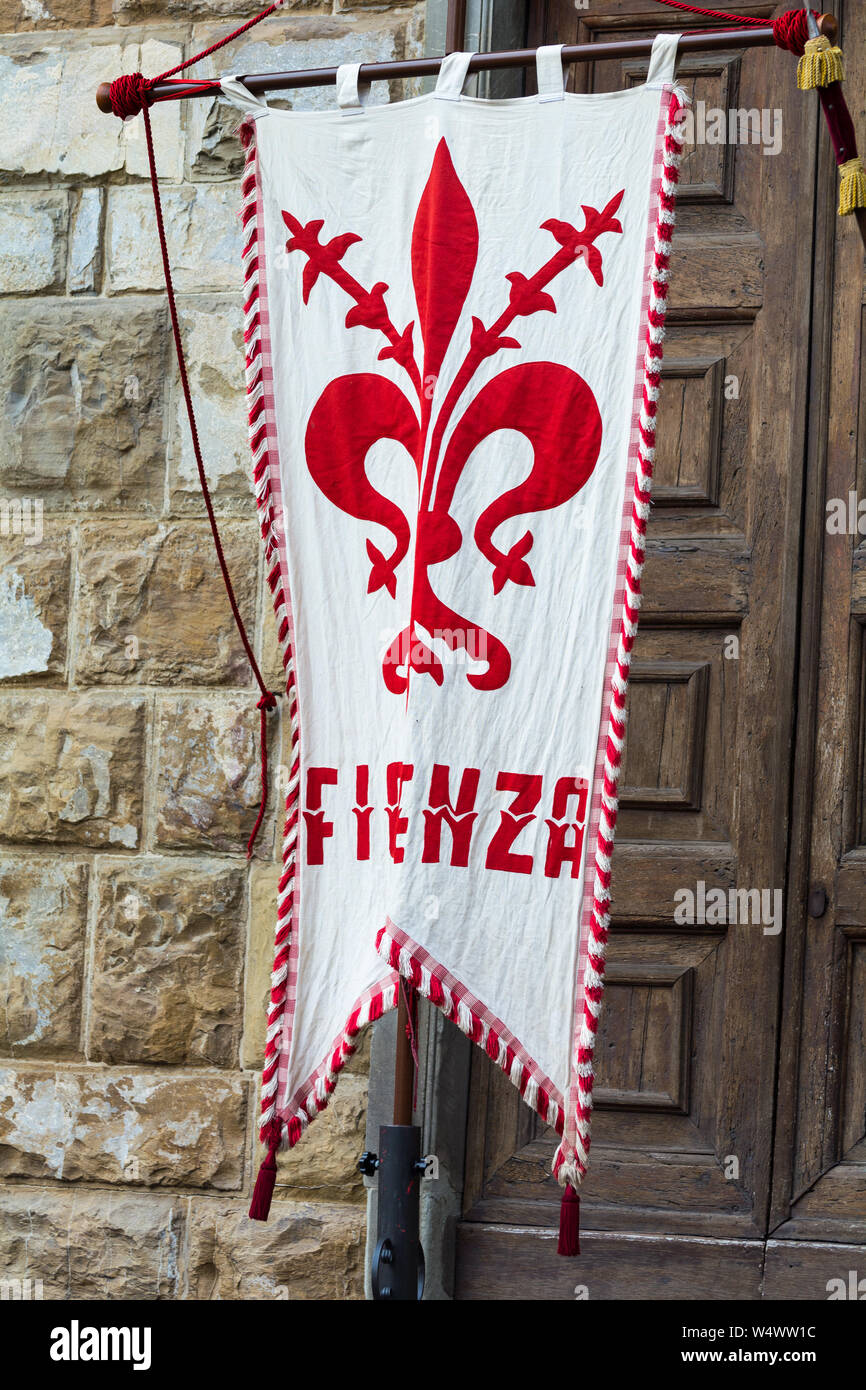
[[285, 140, 623, 694]]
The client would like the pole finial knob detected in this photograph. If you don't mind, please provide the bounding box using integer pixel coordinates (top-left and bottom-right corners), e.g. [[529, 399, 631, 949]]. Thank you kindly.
[[818, 14, 839, 45]]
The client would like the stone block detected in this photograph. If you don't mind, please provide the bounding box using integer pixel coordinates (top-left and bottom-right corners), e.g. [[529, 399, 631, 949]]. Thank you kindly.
[[0, 36, 182, 182], [186, 1197, 365, 1299], [90, 856, 246, 1067], [0, 694, 144, 848], [0, 300, 167, 510], [0, 533, 69, 681], [74, 520, 258, 685], [154, 694, 279, 857], [168, 299, 251, 511], [242, 863, 280, 1070], [0, 0, 113, 32], [0, 1189, 183, 1300], [270, 1074, 369, 1203], [115, 0, 315, 22], [68, 188, 103, 294], [0, 192, 67, 294], [0, 1065, 247, 1188], [106, 184, 243, 294], [0, 858, 88, 1057]]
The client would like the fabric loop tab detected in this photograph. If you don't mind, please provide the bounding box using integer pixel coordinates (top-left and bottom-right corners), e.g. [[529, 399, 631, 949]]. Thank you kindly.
[[645, 31, 682, 88], [220, 75, 269, 114], [434, 50, 476, 101], [536, 44, 566, 102], [336, 62, 372, 113]]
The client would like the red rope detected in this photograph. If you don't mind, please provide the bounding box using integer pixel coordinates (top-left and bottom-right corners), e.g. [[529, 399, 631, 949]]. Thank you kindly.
[[107, 72, 153, 119], [152, 2, 282, 84], [648, 1, 766, 26], [248, 692, 278, 856], [136, 84, 277, 859], [649, 2, 819, 56]]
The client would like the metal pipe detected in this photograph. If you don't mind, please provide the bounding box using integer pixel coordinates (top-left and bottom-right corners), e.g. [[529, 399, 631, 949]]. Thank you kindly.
[[96, 15, 839, 112], [370, 1124, 424, 1300]]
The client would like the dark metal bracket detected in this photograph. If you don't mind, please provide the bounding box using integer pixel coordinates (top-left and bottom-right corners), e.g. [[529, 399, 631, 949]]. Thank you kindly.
[[366, 1124, 427, 1301]]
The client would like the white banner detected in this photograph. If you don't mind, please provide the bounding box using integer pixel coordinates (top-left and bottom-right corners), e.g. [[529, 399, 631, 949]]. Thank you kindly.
[[236, 39, 687, 1204]]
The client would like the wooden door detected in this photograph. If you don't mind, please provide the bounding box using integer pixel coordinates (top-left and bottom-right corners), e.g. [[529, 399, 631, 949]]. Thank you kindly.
[[764, 0, 866, 1298], [451, 2, 821, 1299]]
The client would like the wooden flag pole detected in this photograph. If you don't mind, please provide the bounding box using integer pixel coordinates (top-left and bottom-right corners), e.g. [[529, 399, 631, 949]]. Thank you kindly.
[[393, 984, 415, 1128]]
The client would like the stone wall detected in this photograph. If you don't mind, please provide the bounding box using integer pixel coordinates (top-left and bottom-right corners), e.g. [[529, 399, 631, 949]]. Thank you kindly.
[[0, 0, 423, 1300]]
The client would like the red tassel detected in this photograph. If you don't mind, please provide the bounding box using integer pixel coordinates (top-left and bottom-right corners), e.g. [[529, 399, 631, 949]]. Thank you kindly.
[[248, 1139, 279, 1222], [557, 1183, 580, 1256]]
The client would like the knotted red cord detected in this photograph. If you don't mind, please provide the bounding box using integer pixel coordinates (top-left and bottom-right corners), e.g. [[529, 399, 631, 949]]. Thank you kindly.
[[771, 9, 821, 55], [130, 74, 277, 859], [107, 72, 153, 118]]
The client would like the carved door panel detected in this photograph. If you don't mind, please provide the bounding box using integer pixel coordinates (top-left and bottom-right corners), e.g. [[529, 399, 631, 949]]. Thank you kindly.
[[453, 2, 819, 1299]]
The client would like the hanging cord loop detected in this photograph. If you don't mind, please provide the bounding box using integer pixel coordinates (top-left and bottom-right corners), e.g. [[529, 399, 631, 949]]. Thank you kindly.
[[130, 78, 278, 858]]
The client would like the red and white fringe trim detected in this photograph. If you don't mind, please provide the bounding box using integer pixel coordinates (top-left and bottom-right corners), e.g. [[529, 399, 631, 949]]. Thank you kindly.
[[281, 978, 399, 1147], [242, 120, 400, 1163], [241, 120, 300, 1153], [376, 923, 564, 1134], [553, 91, 686, 1190]]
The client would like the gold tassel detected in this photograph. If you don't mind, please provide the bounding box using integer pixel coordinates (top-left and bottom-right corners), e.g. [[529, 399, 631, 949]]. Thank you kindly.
[[797, 35, 845, 91], [838, 157, 866, 217]]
